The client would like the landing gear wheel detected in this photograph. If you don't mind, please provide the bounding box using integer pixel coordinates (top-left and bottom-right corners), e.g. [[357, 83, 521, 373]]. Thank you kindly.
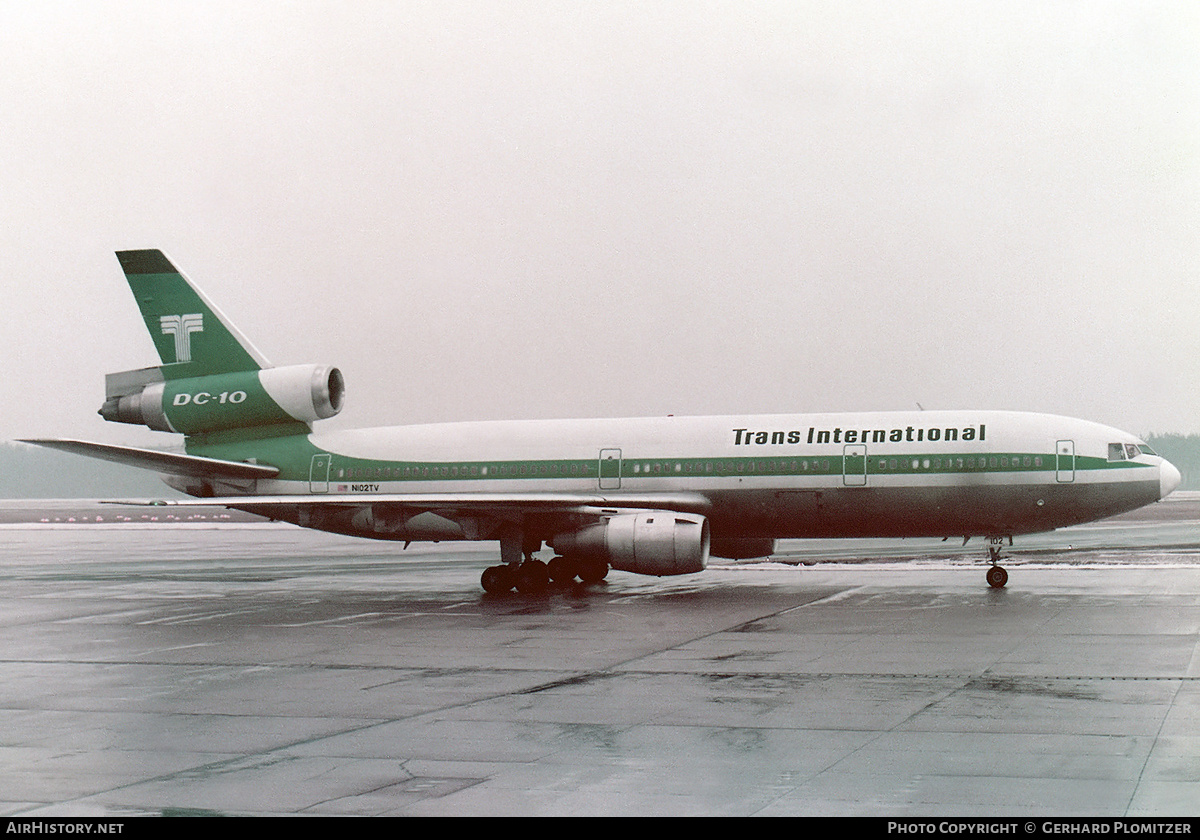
[[986, 565, 1009, 589], [515, 560, 550, 594], [547, 555, 578, 585], [481, 565, 515, 594], [577, 557, 609, 585]]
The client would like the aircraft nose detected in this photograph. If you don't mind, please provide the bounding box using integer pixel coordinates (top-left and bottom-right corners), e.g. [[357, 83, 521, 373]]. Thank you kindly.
[[1160, 458, 1182, 499]]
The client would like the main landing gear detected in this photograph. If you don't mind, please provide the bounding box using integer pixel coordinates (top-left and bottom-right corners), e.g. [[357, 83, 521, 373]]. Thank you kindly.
[[482, 526, 610, 594], [480, 555, 609, 594], [985, 535, 1011, 589]]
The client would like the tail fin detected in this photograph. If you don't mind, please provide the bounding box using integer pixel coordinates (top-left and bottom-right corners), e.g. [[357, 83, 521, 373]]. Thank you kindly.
[[102, 250, 343, 439], [115, 249, 270, 377]]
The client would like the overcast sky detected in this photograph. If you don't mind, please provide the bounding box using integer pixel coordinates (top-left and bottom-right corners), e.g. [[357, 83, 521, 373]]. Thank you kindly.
[[3, 1, 1197, 448]]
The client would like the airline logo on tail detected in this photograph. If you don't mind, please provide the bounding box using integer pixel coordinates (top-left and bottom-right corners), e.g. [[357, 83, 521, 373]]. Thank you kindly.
[[160, 314, 204, 363]]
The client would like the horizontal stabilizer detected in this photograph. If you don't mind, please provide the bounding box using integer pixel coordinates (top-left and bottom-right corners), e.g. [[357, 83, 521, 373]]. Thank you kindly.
[[19, 439, 280, 482]]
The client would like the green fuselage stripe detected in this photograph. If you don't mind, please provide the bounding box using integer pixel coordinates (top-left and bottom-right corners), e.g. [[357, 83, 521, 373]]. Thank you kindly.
[[325, 452, 1145, 484], [188, 434, 1152, 485]]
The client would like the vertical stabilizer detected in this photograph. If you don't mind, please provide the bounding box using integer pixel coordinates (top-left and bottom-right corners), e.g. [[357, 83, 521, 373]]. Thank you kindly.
[[115, 249, 270, 377]]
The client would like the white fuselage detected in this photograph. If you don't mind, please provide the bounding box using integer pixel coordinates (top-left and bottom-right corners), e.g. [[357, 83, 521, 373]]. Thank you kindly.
[[223, 410, 1178, 542]]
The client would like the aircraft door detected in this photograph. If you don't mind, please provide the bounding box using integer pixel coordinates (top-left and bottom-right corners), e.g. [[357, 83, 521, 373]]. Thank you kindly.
[[309, 453, 331, 493], [1056, 440, 1075, 483], [599, 448, 622, 490], [843, 444, 867, 486]]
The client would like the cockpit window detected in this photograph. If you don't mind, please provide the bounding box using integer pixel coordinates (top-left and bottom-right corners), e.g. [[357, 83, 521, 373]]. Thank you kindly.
[[1138, 444, 1158, 457], [1125, 444, 1141, 460], [1108, 443, 1126, 462]]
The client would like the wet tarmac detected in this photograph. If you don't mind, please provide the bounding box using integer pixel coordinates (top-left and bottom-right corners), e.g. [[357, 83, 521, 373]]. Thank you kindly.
[[0, 496, 1197, 816]]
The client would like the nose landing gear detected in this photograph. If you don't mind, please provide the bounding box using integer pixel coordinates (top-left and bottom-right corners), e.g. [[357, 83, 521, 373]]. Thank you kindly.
[[986, 564, 1009, 588], [986, 535, 1011, 588]]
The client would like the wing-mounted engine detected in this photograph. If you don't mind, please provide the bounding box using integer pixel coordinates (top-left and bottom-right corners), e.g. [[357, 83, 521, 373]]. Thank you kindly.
[[99, 363, 345, 435], [550, 511, 710, 576]]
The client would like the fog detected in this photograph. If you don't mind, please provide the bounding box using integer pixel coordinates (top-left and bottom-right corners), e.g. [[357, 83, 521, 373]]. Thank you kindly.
[[3, 1, 1196, 448]]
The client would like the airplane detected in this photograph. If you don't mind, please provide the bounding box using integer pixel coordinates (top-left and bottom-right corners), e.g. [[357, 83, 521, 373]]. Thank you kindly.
[[25, 249, 1182, 593]]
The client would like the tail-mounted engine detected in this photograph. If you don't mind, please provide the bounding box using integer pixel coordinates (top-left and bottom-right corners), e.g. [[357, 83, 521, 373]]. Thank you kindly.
[[550, 511, 710, 576], [100, 363, 345, 435]]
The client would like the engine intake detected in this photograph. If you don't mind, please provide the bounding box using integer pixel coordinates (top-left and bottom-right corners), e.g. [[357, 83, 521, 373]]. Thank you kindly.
[[550, 512, 709, 577]]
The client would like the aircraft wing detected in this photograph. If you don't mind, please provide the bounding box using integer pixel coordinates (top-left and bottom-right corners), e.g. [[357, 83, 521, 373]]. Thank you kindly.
[[103, 491, 712, 515], [19, 439, 281, 482], [100, 491, 714, 545], [20, 438, 708, 519]]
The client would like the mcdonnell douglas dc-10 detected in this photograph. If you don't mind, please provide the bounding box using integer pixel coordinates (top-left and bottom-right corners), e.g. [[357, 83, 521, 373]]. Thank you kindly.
[[26, 250, 1182, 593]]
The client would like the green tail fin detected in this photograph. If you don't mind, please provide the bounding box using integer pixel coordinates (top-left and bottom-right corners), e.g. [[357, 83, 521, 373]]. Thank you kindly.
[[115, 249, 269, 377]]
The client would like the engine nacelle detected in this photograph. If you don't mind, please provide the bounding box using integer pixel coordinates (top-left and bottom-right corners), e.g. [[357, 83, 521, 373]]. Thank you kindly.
[[100, 364, 345, 435], [550, 512, 710, 577], [710, 537, 776, 560]]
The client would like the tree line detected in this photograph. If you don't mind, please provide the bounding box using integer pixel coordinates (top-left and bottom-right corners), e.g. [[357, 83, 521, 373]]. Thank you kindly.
[[1145, 434, 1200, 490]]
